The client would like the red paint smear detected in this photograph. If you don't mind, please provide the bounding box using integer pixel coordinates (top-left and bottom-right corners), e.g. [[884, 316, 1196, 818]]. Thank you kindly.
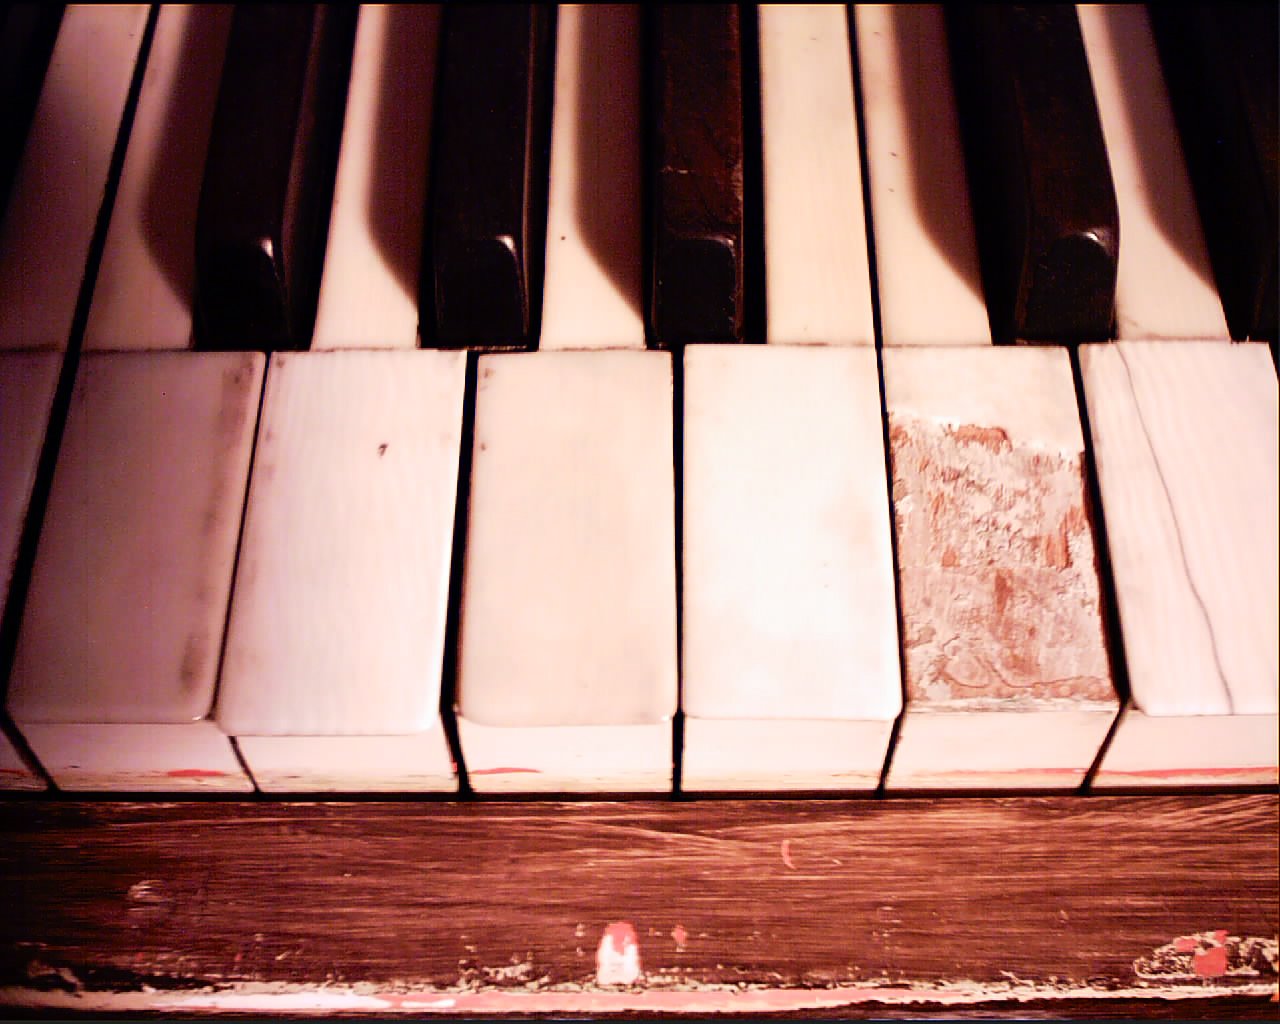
[[470, 767, 542, 776], [604, 921, 637, 950], [1212, 929, 1228, 944], [1105, 766, 1275, 779], [1193, 945, 1228, 978], [1173, 936, 1197, 953], [166, 769, 227, 778]]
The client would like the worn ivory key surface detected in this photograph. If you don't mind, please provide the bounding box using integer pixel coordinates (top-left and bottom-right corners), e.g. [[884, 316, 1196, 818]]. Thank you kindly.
[[216, 350, 465, 791], [1082, 342, 1278, 785], [681, 346, 900, 790], [854, 4, 990, 347], [6, 352, 262, 790], [456, 351, 677, 792], [882, 347, 1119, 788]]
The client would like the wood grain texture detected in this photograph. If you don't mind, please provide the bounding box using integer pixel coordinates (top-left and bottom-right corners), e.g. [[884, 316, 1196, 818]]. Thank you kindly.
[[0, 795, 1274, 1016]]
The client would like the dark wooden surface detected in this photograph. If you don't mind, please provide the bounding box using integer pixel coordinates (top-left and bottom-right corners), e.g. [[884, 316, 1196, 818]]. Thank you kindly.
[[0, 793, 1275, 1016]]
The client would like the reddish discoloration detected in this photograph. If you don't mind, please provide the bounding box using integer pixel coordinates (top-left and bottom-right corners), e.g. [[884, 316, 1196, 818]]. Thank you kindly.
[[671, 924, 688, 950], [1175, 937, 1198, 953], [166, 769, 227, 778], [888, 413, 1112, 707], [1195, 946, 1229, 977], [470, 767, 542, 776]]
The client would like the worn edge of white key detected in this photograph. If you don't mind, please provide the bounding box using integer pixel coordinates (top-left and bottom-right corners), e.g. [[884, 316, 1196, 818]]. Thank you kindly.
[[680, 345, 899, 789], [537, 4, 644, 351], [456, 350, 677, 729], [311, 5, 439, 350], [82, 5, 232, 352], [0, 5, 151, 351], [854, 4, 990, 347], [6, 352, 263, 774], [882, 346, 1118, 787], [1079, 341, 1278, 719], [759, 4, 874, 347], [1077, 5, 1229, 341], [216, 350, 466, 749]]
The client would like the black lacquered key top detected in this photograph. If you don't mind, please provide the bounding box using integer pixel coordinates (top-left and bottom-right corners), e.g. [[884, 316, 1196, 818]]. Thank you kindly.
[[948, 4, 1119, 345], [1149, 2, 1277, 344], [0, 4, 64, 220], [423, 3, 554, 350], [648, 4, 746, 348], [194, 4, 356, 351]]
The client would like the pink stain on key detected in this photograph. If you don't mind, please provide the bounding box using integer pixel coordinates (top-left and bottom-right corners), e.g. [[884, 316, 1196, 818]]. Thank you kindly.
[[595, 921, 641, 985]]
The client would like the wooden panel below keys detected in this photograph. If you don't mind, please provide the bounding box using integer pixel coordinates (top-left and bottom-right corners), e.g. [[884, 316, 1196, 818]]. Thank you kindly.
[[456, 351, 676, 792], [1081, 342, 1278, 786], [882, 347, 1118, 789], [6, 352, 262, 790], [681, 346, 898, 790], [216, 350, 465, 792]]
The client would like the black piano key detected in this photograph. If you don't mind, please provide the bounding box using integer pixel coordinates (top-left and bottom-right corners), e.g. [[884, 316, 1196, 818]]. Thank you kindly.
[[1149, 2, 1278, 344], [0, 4, 63, 220], [194, 4, 356, 352], [423, 4, 554, 351], [648, 4, 746, 348], [948, 4, 1119, 345]]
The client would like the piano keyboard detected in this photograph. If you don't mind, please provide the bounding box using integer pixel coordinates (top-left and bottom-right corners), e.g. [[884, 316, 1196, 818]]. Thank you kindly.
[[0, 3, 1275, 794]]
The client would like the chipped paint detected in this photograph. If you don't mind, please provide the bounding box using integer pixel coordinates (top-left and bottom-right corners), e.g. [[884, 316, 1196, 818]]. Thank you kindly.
[[1135, 933, 1278, 982], [596, 922, 641, 986]]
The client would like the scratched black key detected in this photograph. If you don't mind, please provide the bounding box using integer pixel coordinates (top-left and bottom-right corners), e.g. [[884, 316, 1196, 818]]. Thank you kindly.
[[194, 4, 356, 351], [1150, 2, 1277, 343], [948, 5, 1119, 344], [423, 4, 554, 350], [0, 4, 64, 220], [648, 4, 747, 347]]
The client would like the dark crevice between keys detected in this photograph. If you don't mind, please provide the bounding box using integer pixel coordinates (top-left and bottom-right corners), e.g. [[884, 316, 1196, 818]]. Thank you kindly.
[[0, 3, 64, 224], [438, 355, 479, 797], [670, 351, 685, 798], [847, 5, 904, 796], [0, 6, 161, 793], [739, 2, 765, 345]]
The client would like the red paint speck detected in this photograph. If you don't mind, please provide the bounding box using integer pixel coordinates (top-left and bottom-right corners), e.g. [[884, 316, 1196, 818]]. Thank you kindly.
[[1194, 945, 1228, 978], [1174, 936, 1198, 953], [604, 921, 637, 949], [1212, 929, 1228, 944], [671, 924, 688, 948], [166, 769, 227, 778], [470, 767, 542, 775]]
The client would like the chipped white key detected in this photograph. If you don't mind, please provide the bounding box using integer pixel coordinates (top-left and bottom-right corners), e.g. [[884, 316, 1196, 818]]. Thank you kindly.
[[6, 352, 262, 791], [217, 350, 465, 792], [759, 4, 873, 346], [855, 5, 990, 346], [83, 4, 231, 351], [457, 351, 676, 792], [883, 347, 1119, 788], [538, 5, 644, 351], [1078, 6, 1229, 341], [1081, 342, 1278, 785], [311, 5, 439, 350], [0, 5, 150, 350], [681, 346, 900, 790]]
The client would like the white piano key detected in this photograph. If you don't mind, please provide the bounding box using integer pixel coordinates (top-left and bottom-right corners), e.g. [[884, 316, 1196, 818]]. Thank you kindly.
[[882, 347, 1118, 789], [759, 4, 874, 346], [0, 351, 60, 620], [6, 351, 261, 791], [1081, 342, 1278, 786], [82, 4, 230, 351], [538, 5, 644, 351], [681, 346, 900, 791], [0, 728, 44, 791], [457, 351, 676, 792], [855, 5, 990, 346], [1077, 5, 1230, 341], [216, 350, 465, 792], [0, 5, 150, 351], [311, 5, 439, 350]]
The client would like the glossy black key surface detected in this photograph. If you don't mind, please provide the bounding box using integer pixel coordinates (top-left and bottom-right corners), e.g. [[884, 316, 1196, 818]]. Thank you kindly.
[[1149, 2, 1278, 343], [423, 3, 554, 350], [948, 4, 1119, 345], [194, 4, 356, 351], [0, 4, 63, 220], [648, 4, 746, 348]]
